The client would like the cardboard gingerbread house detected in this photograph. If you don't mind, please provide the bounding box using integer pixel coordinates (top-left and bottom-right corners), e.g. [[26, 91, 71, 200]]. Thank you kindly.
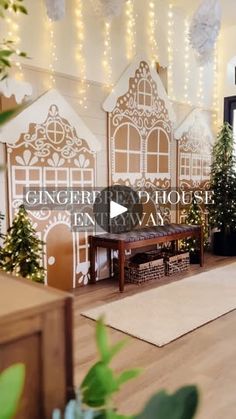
[[103, 58, 176, 224], [0, 89, 100, 290]]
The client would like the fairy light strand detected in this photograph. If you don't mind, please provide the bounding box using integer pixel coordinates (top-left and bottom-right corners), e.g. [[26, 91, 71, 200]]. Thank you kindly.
[[75, 0, 87, 108], [148, 0, 158, 68], [183, 18, 190, 104], [47, 18, 57, 88], [212, 40, 219, 128], [167, 2, 175, 100], [197, 65, 204, 107], [103, 20, 113, 89], [125, 0, 136, 61], [6, 5, 23, 80]]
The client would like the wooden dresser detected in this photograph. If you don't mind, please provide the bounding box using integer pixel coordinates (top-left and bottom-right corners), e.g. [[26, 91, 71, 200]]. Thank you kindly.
[[0, 273, 74, 419]]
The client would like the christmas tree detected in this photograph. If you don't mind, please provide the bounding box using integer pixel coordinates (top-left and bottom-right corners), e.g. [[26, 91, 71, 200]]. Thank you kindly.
[[0, 205, 45, 282], [182, 196, 208, 254], [209, 122, 236, 234], [0, 212, 4, 240]]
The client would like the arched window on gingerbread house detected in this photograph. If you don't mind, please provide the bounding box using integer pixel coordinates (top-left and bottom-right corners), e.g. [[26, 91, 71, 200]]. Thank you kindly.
[[146, 128, 170, 174], [114, 123, 141, 174], [137, 79, 152, 109]]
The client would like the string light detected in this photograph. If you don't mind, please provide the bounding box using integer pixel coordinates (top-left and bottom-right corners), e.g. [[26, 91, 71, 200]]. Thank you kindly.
[[125, 0, 136, 61], [183, 18, 190, 104], [212, 40, 219, 128], [75, 0, 88, 108], [47, 18, 57, 88], [197, 65, 204, 107], [103, 20, 113, 89], [148, 0, 158, 68], [167, 2, 175, 100], [6, 4, 23, 80]]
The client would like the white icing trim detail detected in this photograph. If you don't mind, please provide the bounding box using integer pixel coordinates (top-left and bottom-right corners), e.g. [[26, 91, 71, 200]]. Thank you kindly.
[[175, 108, 214, 141], [0, 89, 101, 151], [103, 55, 176, 123], [0, 77, 32, 104]]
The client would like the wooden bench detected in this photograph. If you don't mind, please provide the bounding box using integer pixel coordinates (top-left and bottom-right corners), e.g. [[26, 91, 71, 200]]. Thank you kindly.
[[89, 224, 204, 292]]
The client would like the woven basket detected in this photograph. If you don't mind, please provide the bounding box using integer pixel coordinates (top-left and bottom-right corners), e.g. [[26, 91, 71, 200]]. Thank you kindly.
[[126, 258, 165, 284], [113, 257, 165, 284], [164, 252, 190, 276]]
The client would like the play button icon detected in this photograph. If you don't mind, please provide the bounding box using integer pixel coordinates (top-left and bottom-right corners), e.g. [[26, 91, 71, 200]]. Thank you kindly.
[[110, 200, 128, 219], [93, 185, 143, 233]]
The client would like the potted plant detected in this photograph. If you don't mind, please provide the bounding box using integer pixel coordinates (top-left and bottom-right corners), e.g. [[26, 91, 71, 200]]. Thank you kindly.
[[182, 196, 209, 264], [53, 319, 199, 419], [209, 122, 236, 256], [0, 205, 45, 282]]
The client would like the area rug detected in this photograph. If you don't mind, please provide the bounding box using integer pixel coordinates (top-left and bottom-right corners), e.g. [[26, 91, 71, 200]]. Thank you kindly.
[[81, 262, 236, 347]]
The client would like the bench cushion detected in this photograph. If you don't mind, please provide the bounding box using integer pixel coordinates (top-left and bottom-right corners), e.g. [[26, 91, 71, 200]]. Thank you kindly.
[[95, 224, 201, 243]]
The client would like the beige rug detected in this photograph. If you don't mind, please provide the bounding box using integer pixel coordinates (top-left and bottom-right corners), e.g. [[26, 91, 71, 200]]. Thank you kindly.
[[81, 262, 236, 347]]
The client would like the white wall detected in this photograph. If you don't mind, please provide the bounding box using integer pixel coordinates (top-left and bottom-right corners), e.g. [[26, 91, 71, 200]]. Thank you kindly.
[[0, 0, 216, 110], [218, 25, 236, 121]]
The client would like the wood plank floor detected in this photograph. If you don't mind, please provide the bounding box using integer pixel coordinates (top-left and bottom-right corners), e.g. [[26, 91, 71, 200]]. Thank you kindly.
[[73, 254, 236, 419]]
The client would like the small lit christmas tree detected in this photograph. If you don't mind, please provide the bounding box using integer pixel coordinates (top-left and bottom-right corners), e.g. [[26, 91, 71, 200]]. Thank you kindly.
[[0, 205, 45, 282], [209, 122, 236, 234], [182, 196, 208, 257]]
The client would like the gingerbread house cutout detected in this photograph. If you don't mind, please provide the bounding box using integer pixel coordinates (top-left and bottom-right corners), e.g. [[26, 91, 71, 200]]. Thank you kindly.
[[0, 89, 100, 290], [103, 58, 176, 223], [175, 109, 214, 223]]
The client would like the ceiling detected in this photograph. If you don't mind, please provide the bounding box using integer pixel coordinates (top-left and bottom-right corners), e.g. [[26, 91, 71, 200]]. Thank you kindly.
[[172, 0, 236, 28]]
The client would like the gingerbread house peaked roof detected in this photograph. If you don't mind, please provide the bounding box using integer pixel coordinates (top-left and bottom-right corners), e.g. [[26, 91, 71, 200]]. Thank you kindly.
[[175, 108, 214, 143], [103, 56, 176, 123], [0, 89, 101, 151]]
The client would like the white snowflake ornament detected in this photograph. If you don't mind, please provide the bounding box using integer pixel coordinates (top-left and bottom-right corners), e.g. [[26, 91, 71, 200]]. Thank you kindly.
[[45, 0, 65, 21], [189, 0, 221, 64], [91, 0, 126, 19]]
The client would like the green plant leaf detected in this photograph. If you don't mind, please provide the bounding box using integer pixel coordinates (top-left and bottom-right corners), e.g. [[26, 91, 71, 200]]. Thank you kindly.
[[81, 362, 119, 408], [96, 319, 128, 364], [95, 318, 110, 363], [0, 57, 10, 66], [135, 386, 198, 419], [0, 363, 25, 419], [0, 108, 19, 126], [0, 50, 14, 57], [18, 4, 27, 14], [173, 387, 199, 419], [116, 369, 141, 387], [106, 411, 134, 419]]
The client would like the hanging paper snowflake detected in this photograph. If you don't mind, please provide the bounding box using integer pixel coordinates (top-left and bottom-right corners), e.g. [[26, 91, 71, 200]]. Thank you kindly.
[[189, 0, 221, 64], [91, 0, 126, 19], [45, 0, 65, 21]]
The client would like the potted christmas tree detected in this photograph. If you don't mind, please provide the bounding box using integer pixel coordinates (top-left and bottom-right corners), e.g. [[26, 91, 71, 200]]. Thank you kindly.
[[209, 122, 236, 256], [0, 205, 45, 282], [182, 196, 208, 263]]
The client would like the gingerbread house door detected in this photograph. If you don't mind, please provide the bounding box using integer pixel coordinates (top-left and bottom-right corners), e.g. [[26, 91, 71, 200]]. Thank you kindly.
[[46, 223, 74, 291]]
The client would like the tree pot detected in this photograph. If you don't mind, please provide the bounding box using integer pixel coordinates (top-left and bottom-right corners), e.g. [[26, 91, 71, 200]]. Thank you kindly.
[[190, 251, 200, 264], [212, 232, 236, 256]]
